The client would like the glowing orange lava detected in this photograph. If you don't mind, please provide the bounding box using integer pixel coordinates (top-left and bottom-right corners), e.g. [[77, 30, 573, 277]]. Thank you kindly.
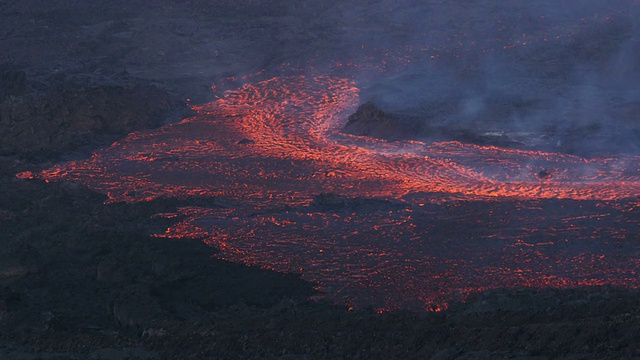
[[23, 74, 640, 311]]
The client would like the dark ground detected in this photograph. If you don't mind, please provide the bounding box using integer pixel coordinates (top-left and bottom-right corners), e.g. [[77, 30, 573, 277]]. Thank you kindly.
[[1, 1, 640, 359]]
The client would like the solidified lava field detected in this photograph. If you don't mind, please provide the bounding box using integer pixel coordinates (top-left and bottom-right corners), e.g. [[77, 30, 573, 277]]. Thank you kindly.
[[23, 72, 640, 311]]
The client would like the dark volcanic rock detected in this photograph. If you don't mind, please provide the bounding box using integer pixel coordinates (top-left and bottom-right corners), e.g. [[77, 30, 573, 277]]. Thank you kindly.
[[343, 102, 422, 141], [311, 192, 405, 213], [0, 175, 317, 341], [0, 69, 27, 100], [237, 138, 256, 145], [0, 81, 184, 160]]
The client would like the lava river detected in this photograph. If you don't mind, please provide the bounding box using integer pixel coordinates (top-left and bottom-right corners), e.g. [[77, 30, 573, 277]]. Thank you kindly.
[[26, 74, 640, 311]]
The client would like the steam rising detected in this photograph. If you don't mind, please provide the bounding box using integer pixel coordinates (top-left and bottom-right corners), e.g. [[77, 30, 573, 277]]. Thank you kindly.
[[301, 0, 640, 155]]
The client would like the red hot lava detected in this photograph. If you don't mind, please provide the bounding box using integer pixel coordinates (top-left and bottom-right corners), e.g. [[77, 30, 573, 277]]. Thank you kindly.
[[24, 74, 640, 311]]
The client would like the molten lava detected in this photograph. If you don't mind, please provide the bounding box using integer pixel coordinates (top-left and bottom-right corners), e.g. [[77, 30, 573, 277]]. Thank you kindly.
[[25, 74, 640, 311]]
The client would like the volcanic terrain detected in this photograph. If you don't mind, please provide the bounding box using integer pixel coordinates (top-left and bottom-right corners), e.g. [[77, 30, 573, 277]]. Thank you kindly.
[[2, 0, 640, 359]]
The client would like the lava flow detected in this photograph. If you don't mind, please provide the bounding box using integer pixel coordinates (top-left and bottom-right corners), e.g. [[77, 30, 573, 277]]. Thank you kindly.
[[26, 74, 640, 311]]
